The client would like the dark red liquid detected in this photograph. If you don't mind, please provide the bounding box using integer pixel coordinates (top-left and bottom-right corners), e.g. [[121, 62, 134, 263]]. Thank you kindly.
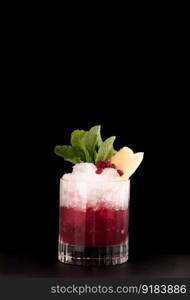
[[59, 203, 129, 247]]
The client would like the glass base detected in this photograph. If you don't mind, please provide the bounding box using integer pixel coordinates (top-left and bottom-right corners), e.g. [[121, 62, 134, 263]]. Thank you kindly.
[[58, 240, 128, 266]]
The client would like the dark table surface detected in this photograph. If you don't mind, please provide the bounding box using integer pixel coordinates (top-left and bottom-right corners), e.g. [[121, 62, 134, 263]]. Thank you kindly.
[[0, 254, 190, 278]]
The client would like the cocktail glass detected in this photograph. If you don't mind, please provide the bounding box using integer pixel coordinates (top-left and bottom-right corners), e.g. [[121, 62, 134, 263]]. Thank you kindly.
[[58, 177, 130, 265]]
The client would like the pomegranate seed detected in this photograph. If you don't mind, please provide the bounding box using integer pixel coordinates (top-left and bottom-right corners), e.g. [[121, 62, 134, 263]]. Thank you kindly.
[[105, 159, 112, 168], [96, 168, 103, 174], [102, 161, 107, 168], [111, 163, 116, 169], [96, 161, 104, 169], [96, 160, 113, 169], [117, 169, 124, 176]]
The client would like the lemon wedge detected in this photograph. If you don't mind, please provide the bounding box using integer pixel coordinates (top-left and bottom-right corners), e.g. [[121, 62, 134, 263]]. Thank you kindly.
[[110, 146, 144, 180]]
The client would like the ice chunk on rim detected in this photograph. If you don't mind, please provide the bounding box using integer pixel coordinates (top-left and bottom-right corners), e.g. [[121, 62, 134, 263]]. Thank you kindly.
[[72, 163, 96, 174]]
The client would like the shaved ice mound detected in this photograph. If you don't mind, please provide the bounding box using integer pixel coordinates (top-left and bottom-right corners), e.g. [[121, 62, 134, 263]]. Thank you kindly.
[[60, 163, 130, 210]]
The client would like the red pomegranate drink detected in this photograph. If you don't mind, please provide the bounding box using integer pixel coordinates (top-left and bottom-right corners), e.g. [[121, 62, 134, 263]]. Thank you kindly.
[[59, 204, 129, 247], [55, 125, 143, 265]]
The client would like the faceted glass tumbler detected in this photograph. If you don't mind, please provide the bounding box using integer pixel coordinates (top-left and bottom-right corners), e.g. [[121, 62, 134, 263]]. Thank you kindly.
[[58, 177, 130, 266]]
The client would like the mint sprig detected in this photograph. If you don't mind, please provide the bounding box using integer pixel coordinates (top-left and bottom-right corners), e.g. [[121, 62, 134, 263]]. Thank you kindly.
[[54, 125, 117, 164]]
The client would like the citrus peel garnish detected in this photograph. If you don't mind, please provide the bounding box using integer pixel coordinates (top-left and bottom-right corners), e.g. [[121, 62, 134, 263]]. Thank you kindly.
[[110, 146, 144, 180]]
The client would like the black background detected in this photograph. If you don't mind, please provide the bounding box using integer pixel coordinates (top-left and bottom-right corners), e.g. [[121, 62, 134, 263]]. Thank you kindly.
[[1, 97, 189, 263], [1, 27, 189, 264]]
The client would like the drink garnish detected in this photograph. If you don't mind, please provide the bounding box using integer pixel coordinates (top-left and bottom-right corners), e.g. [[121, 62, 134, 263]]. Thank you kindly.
[[54, 125, 116, 164], [55, 126, 144, 180]]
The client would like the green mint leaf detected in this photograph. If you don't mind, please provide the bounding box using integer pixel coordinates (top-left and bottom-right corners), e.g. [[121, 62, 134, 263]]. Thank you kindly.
[[71, 130, 86, 148], [85, 125, 101, 160], [95, 136, 116, 163], [83, 145, 93, 162], [54, 145, 84, 164], [108, 148, 117, 158], [97, 134, 103, 148], [71, 129, 93, 162], [94, 149, 98, 162]]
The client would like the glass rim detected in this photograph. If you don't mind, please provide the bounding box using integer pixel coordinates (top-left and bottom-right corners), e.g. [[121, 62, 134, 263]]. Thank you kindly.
[[60, 177, 130, 183]]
